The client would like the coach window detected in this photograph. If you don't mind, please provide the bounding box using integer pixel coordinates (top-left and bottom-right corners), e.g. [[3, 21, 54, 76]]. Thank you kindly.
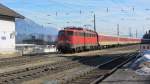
[[77, 32, 79, 36], [74, 32, 77, 36], [82, 33, 84, 37], [143, 46, 145, 49], [84, 33, 86, 37], [79, 32, 82, 36], [88, 33, 90, 37], [86, 33, 89, 37], [81, 32, 84, 37], [80, 32, 83, 37], [147, 46, 149, 49], [85, 33, 87, 37], [86, 33, 88, 37], [82, 33, 85, 37]]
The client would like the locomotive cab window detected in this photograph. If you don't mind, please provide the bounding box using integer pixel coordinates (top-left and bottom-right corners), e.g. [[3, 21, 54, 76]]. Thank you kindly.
[[67, 31, 73, 36]]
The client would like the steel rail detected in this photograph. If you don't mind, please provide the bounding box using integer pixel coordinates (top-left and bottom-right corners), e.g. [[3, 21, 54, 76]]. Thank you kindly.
[[63, 52, 138, 84]]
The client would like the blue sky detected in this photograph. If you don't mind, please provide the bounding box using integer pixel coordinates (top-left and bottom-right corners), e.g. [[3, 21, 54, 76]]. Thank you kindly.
[[1, 0, 150, 37]]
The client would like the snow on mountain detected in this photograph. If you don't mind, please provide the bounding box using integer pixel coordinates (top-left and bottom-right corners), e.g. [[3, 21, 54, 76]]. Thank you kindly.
[[15, 18, 58, 43], [16, 18, 58, 35]]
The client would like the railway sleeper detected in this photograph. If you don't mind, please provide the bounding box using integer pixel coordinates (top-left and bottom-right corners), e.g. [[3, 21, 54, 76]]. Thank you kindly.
[[63, 53, 138, 84]]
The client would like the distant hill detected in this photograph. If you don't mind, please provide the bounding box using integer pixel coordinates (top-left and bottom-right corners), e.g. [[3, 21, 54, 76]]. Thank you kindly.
[[16, 18, 58, 35], [15, 18, 58, 43]]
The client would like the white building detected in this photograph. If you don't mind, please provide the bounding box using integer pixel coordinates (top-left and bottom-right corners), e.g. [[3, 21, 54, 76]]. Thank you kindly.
[[0, 4, 24, 55]]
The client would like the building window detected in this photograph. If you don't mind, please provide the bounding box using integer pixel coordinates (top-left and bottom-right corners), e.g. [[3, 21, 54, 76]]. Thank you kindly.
[[1, 36, 6, 40], [10, 32, 15, 39], [10, 33, 14, 39]]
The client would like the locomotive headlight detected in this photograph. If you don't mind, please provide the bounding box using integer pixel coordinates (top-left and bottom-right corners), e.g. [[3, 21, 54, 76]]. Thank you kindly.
[[65, 38, 71, 42], [65, 40, 70, 43]]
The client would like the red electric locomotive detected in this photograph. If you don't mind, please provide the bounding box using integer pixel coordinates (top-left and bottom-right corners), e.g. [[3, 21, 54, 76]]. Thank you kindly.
[[57, 27, 98, 52]]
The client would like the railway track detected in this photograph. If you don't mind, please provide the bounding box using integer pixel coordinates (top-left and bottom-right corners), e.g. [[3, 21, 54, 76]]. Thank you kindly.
[[0, 48, 139, 84], [61, 53, 138, 84], [20, 53, 136, 84], [0, 54, 68, 68], [0, 55, 110, 84], [0, 45, 138, 68]]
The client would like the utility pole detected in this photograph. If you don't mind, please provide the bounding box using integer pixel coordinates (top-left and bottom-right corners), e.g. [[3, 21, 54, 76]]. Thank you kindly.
[[106, 8, 109, 13], [94, 14, 96, 32], [129, 27, 132, 37], [117, 24, 120, 45], [56, 12, 58, 16], [93, 14, 99, 47], [117, 24, 120, 36], [136, 29, 138, 38], [132, 6, 135, 12]]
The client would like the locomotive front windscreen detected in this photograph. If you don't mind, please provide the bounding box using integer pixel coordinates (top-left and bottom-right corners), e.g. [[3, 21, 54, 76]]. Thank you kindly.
[[58, 31, 73, 36], [67, 31, 73, 36], [58, 31, 65, 36]]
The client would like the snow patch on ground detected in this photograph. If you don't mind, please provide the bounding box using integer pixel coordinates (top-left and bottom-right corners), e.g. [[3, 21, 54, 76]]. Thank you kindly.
[[135, 67, 150, 75], [130, 50, 150, 75]]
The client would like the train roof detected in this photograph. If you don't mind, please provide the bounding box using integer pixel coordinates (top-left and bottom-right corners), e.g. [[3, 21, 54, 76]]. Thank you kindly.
[[99, 33, 141, 39], [64, 27, 96, 33], [62, 26, 142, 39]]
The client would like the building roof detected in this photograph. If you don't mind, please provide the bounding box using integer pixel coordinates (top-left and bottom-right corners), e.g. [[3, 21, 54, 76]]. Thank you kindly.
[[0, 3, 24, 19]]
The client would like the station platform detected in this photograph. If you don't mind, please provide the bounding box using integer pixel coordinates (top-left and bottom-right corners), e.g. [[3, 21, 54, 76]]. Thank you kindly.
[[101, 60, 150, 84], [101, 68, 150, 84]]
